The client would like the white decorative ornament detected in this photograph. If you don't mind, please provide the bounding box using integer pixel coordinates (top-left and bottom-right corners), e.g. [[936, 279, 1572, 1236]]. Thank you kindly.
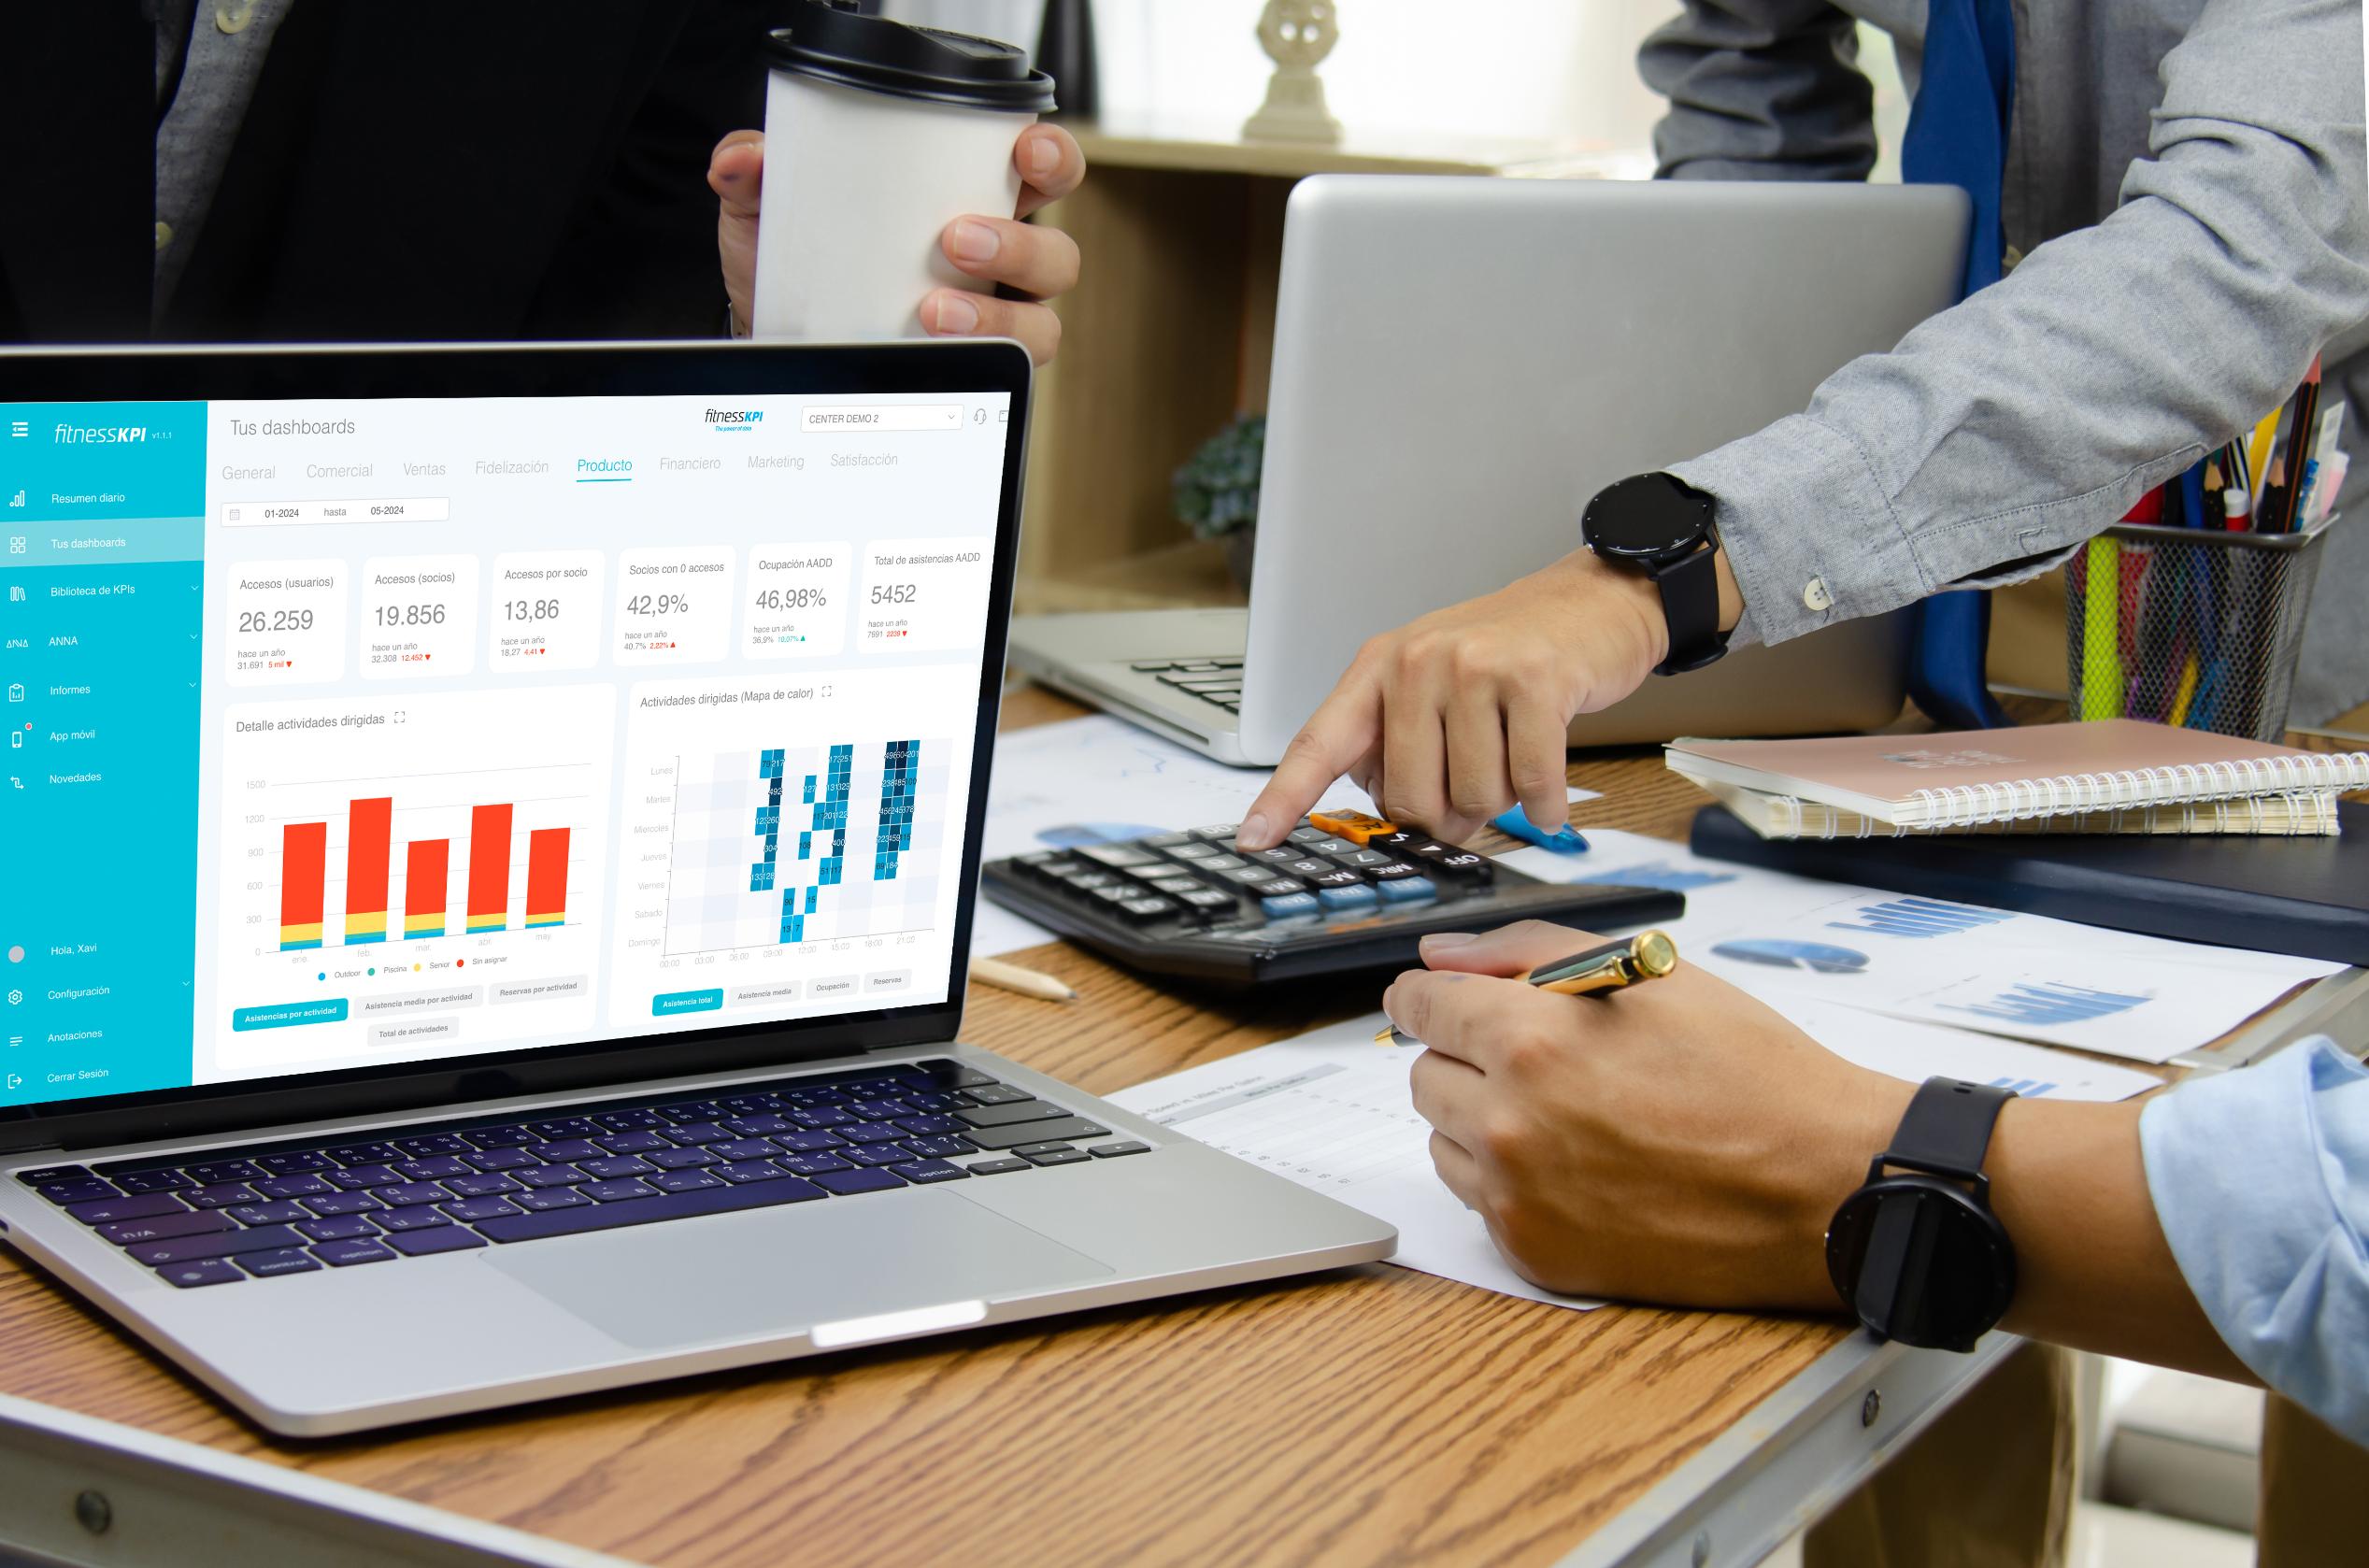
[[1243, 0, 1343, 145]]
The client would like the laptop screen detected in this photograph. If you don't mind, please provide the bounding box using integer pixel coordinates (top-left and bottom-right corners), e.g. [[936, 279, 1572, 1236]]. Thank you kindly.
[[1, 371, 1013, 1114]]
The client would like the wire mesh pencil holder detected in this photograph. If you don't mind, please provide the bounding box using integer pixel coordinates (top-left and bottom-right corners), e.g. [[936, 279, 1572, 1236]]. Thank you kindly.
[[2062, 513, 2340, 742]]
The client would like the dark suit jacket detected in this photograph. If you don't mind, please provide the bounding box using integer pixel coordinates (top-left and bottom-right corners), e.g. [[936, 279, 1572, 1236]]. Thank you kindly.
[[0, 2, 784, 343]]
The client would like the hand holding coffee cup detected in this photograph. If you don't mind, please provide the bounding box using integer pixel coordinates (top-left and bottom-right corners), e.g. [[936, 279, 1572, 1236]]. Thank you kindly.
[[715, 1, 1084, 363]]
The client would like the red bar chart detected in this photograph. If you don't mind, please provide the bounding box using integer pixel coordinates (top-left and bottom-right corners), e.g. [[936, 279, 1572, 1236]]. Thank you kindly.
[[278, 823, 327, 950], [525, 828, 570, 930], [404, 838, 450, 938], [343, 797, 393, 944], [466, 804, 513, 933]]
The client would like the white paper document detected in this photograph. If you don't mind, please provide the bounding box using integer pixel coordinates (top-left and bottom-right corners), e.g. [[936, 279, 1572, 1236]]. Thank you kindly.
[[1108, 1000, 2155, 1309], [972, 715, 1372, 955], [1510, 830, 2339, 1064]]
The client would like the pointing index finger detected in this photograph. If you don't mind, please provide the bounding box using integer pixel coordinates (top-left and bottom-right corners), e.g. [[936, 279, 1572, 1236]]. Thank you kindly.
[[1238, 677, 1380, 850]]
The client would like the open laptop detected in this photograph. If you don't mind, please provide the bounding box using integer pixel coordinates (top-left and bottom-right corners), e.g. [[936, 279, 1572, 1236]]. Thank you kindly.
[[1009, 176, 1970, 764], [0, 340, 1392, 1436]]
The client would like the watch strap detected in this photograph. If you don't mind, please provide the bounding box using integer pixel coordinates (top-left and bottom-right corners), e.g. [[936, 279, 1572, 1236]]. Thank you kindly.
[[1651, 543, 1729, 676], [1882, 1076, 2014, 1182]]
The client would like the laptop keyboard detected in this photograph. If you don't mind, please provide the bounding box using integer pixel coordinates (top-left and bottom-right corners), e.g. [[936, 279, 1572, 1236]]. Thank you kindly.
[[1129, 655, 1242, 713], [12, 1061, 1149, 1290]]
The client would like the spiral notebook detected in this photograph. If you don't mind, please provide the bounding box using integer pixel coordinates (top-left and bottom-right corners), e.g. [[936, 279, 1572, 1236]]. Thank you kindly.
[[1691, 777, 2344, 839], [1665, 720, 2369, 833]]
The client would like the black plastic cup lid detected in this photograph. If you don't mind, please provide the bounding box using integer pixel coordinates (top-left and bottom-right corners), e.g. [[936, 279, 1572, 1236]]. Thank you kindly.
[[766, 1, 1056, 114]]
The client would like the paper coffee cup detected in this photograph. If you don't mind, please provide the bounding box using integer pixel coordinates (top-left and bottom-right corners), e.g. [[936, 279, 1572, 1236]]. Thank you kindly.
[[752, 2, 1058, 341]]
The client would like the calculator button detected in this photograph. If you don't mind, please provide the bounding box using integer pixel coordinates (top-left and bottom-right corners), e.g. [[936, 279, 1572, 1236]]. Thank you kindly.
[[1317, 883, 1379, 911], [1316, 839, 1367, 860], [1164, 841, 1221, 860], [1090, 885, 1138, 905], [1129, 660, 1177, 672], [1197, 853, 1249, 872], [1118, 896, 1176, 921], [1432, 850, 1493, 881], [1149, 877, 1204, 896], [1061, 870, 1120, 891], [1281, 858, 1331, 878], [1307, 809, 1396, 845], [1376, 876, 1439, 904], [1307, 868, 1364, 889], [1077, 845, 1159, 868], [1249, 877, 1307, 898], [1210, 656, 1244, 668], [1219, 866, 1276, 886], [1370, 832, 1423, 853], [1345, 849, 1392, 867], [1191, 824, 1241, 840], [1367, 861, 1420, 879], [1122, 863, 1178, 881], [1178, 889, 1235, 911], [1286, 827, 1334, 845], [1260, 892, 1322, 919], [1015, 850, 1066, 877], [1140, 832, 1193, 848], [1249, 847, 1305, 864]]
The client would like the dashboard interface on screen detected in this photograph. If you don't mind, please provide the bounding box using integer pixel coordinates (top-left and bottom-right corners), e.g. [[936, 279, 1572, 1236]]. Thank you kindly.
[[0, 389, 1011, 1109]]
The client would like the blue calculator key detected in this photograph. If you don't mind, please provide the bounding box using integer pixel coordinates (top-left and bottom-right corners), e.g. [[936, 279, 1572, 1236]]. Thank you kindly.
[[1376, 875, 1439, 904], [1316, 883, 1378, 910], [1259, 891, 1321, 920]]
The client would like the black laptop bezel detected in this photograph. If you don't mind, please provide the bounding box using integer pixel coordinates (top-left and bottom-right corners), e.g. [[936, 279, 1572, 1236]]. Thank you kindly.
[[0, 339, 1031, 1155]]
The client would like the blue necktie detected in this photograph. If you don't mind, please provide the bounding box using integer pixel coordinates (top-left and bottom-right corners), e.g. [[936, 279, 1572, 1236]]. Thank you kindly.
[[1900, 0, 2016, 730]]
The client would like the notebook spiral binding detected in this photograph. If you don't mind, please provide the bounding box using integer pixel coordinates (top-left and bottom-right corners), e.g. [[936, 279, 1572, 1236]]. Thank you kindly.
[[1766, 789, 2346, 839], [1880, 752, 2369, 831]]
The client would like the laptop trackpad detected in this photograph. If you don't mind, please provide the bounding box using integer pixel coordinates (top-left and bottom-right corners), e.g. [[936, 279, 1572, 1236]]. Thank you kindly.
[[488, 1190, 1114, 1350]]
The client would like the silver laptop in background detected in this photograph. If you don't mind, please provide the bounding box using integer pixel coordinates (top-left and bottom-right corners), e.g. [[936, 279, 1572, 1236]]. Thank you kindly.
[[1009, 176, 1968, 765], [0, 340, 1391, 1436]]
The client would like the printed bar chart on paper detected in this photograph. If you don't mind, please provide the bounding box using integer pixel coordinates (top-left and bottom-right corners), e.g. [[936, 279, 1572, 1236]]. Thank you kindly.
[[207, 686, 612, 1076]]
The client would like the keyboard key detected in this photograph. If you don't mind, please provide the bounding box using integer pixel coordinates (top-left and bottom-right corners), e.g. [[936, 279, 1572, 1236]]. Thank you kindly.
[[111, 1170, 193, 1196], [514, 1165, 588, 1189], [186, 1160, 264, 1185], [393, 1133, 471, 1159], [1022, 1147, 1092, 1167], [64, 1192, 189, 1226], [653, 1100, 723, 1125], [527, 1117, 598, 1140], [962, 1118, 1113, 1151], [962, 1084, 1035, 1106], [669, 1120, 735, 1147], [956, 1100, 1072, 1130], [849, 1099, 908, 1119], [1261, 892, 1321, 919], [98, 1210, 234, 1246], [891, 1160, 969, 1184], [311, 1239, 397, 1267], [327, 1164, 400, 1190], [647, 1146, 721, 1169], [810, 1168, 906, 1196], [597, 1131, 671, 1155], [1090, 1141, 1153, 1159], [1009, 1140, 1077, 1158], [843, 1145, 910, 1168], [250, 1174, 334, 1200], [478, 1172, 828, 1243], [720, 1093, 785, 1117], [301, 1190, 382, 1217], [837, 1121, 906, 1146], [237, 1247, 323, 1279], [365, 1181, 446, 1208], [706, 1139, 777, 1162], [536, 1138, 604, 1163], [254, 1150, 335, 1176], [462, 1147, 537, 1173], [514, 1188, 593, 1213], [127, 1225, 307, 1267], [797, 1105, 866, 1131], [714, 1160, 791, 1184], [909, 1062, 998, 1090], [16, 1164, 93, 1188], [890, 1114, 963, 1137], [1377, 875, 1439, 904], [593, 1107, 666, 1133], [226, 1201, 311, 1226], [387, 1227, 488, 1259], [373, 1205, 451, 1233], [183, 1183, 261, 1210], [771, 1130, 843, 1154], [296, 1215, 379, 1242], [322, 1143, 398, 1167], [461, 1125, 539, 1149], [1317, 883, 1379, 911], [158, 1259, 246, 1289], [898, 1136, 976, 1161], [442, 1173, 522, 1198], [583, 1178, 660, 1203], [776, 1153, 854, 1177], [578, 1156, 656, 1180], [440, 1197, 522, 1223], [647, 1169, 725, 1194], [394, 1156, 472, 1181], [964, 1158, 1031, 1176]]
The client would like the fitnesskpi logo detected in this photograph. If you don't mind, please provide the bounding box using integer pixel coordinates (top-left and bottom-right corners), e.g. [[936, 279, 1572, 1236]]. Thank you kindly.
[[705, 407, 765, 432], [52, 422, 150, 445]]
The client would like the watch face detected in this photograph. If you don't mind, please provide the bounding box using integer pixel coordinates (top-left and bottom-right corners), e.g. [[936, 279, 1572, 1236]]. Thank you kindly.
[[1584, 473, 1711, 562], [1826, 1178, 2016, 1351]]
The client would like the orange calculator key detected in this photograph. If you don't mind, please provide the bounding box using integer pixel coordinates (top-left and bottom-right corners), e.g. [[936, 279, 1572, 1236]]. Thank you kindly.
[[1307, 808, 1397, 846]]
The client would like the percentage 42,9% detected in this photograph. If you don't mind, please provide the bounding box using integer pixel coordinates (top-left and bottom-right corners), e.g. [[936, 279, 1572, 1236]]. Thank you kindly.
[[624, 592, 691, 617]]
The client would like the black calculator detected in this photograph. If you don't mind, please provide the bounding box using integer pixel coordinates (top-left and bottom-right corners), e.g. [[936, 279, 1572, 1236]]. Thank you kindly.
[[980, 810, 1685, 985]]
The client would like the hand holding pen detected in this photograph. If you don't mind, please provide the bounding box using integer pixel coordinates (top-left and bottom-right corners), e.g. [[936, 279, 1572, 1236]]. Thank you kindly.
[[1378, 930, 1678, 1046]]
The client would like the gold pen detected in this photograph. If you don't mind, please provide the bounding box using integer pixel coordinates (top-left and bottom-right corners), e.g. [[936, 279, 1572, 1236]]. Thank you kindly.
[[1375, 930, 1679, 1046]]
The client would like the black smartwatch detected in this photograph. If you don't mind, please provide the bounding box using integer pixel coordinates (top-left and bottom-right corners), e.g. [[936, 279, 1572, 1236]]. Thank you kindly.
[[1825, 1077, 2018, 1352], [1579, 472, 1730, 675]]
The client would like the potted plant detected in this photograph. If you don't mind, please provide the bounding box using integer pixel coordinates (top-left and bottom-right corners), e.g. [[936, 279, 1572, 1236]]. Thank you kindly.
[[1172, 413, 1264, 591]]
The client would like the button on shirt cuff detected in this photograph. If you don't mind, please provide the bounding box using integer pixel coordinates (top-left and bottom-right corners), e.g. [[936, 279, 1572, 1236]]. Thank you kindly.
[[2140, 1038, 2369, 1447]]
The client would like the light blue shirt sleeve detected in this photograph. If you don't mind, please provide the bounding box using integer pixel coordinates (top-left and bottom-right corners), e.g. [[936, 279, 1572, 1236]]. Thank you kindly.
[[2140, 1037, 2369, 1445]]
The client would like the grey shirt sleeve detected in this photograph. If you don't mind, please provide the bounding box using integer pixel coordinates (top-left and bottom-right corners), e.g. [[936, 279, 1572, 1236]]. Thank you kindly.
[[1668, 0, 2369, 648], [1639, 0, 1879, 182]]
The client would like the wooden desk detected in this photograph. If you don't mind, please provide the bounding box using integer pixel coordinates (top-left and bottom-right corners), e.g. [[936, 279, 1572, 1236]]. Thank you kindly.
[[0, 687, 2347, 1568]]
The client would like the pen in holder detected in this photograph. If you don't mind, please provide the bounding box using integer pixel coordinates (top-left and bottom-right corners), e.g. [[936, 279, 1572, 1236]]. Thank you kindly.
[[2063, 512, 2341, 742]]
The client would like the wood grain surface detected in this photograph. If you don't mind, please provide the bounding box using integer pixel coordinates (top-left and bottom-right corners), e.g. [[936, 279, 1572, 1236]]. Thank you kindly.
[[0, 685, 2316, 1567]]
